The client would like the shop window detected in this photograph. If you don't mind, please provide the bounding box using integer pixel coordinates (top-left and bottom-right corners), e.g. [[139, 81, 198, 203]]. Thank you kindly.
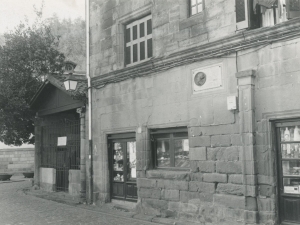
[[236, 0, 299, 30], [276, 121, 300, 224], [151, 128, 190, 169], [190, 0, 204, 16], [125, 15, 152, 66]]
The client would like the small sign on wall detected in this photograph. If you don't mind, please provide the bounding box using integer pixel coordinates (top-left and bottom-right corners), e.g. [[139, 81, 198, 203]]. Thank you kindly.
[[192, 64, 223, 94], [227, 96, 237, 110], [57, 136, 67, 146]]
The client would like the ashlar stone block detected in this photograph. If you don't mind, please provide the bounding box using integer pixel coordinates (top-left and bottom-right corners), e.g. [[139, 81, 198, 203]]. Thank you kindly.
[[189, 181, 215, 193], [189, 147, 206, 161], [216, 183, 244, 196], [203, 173, 227, 183], [162, 189, 180, 201]]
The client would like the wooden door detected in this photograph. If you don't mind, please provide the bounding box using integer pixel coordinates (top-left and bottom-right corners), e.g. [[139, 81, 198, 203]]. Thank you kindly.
[[276, 121, 300, 224], [109, 137, 137, 202]]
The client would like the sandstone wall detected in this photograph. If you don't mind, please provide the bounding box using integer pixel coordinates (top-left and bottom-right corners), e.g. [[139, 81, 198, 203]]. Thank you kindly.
[[90, 0, 236, 76], [237, 37, 300, 225], [0, 148, 34, 174]]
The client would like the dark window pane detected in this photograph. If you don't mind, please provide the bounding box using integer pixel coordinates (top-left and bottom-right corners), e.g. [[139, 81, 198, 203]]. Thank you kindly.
[[125, 28, 131, 43], [174, 139, 190, 168], [147, 38, 152, 58], [133, 44, 138, 62], [133, 25, 137, 40], [140, 22, 145, 38], [140, 41, 145, 60], [125, 46, 131, 65], [156, 140, 170, 167], [147, 19, 152, 35], [236, 0, 246, 22]]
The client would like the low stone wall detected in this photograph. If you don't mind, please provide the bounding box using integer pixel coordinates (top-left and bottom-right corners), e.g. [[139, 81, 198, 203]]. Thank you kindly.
[[40, 167, 56, 192], [69, 169, 81, 195], [39, 167, 81, 195], [0, 148, 34, 174]]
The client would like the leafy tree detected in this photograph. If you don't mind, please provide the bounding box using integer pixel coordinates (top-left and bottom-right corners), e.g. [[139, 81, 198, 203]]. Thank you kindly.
[[45, 14, 86, 71], [0, 19, 65, 146]]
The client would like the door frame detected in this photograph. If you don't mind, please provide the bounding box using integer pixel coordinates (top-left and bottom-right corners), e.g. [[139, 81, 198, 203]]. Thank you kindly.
[[275, 119, 300, 224], [108, 132, 137, 202]]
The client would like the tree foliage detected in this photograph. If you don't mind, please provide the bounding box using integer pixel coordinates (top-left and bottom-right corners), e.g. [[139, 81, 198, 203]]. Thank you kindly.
[[45, 14, 86, 71], [0, 19, 65, 145]]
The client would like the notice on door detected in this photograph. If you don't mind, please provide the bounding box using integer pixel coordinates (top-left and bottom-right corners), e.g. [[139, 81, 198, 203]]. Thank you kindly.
[[57, 136, 67, 146]]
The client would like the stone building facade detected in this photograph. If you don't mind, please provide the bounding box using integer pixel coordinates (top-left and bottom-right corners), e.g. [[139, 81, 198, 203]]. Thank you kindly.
[[87, 0, 300, 224], [32, 0, 300, 224]]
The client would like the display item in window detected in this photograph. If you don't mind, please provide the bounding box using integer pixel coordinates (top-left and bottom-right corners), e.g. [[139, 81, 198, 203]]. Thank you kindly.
[[284, 127, 291, 154]]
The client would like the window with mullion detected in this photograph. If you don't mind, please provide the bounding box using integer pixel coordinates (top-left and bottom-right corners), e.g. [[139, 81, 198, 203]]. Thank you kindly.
[[152, 129, 190, 169], [125, 15, 152, 66], [190, 0, 203, 16]]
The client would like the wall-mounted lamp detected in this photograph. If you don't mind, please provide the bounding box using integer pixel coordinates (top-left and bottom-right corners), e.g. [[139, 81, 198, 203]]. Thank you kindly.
[[64, 76, 77, 91]]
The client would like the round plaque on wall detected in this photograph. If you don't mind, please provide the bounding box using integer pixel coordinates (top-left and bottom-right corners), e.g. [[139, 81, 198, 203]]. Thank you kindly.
[[194, 72, 206, 86]]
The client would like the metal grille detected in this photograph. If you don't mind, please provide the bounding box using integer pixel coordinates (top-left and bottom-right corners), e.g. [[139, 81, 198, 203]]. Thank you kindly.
[[41, 119, 80, 191], [236, 0, 246, 22], [290, 0, 300, 11]]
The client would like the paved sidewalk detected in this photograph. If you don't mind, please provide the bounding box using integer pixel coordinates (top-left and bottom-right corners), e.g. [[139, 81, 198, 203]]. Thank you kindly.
[[0, 176, 162, 225], [0, 175, 197, 225]]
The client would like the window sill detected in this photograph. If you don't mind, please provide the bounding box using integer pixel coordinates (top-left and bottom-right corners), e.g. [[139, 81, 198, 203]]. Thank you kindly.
[[125, 57, 153, 68], [146, 169, 190, 180], [190, 11, 204, 18]]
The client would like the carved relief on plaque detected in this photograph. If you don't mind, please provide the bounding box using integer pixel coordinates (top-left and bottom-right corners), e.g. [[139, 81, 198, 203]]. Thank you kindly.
[[192, 64, 223, 94]]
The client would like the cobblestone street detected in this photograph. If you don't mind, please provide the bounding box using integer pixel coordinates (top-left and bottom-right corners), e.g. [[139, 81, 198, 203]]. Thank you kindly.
[[0, 178, 161, 225]]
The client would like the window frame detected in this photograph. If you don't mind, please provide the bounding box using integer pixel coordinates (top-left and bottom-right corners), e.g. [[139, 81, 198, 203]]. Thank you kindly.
[[151, 127, 189, 170], [190, 0, 204, 16], [125, 14, 152, 67]]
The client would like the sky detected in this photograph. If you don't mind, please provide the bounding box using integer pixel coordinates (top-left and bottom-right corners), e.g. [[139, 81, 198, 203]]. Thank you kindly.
[[0, 0, 85, 34], [0, 0, 85, 149]]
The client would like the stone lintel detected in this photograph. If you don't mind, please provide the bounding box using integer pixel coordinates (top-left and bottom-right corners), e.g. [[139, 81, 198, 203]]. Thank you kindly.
[[235, 70, 256, 79], [236, 70, 256, 86]]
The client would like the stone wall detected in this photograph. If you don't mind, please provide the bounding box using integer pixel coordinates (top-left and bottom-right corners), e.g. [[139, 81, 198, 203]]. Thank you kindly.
[[69, 170, 81, 195], [90, 0, 236, 76], [89, 0, 300, 224], [237, 37, 300, 225], [90, 55, 254, 224], [89, 34, 300, 225], [0, 148, 34, 174], [39, 167, 56, 192]]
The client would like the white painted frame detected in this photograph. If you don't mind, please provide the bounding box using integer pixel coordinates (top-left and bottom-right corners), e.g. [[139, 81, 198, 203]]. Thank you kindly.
[[190, 0, 203, 16], [125, 15, 152, 66], [236, 0, 249, 30]]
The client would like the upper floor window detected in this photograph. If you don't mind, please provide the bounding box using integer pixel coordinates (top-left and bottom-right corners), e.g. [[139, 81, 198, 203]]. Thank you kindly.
[[190, 0, 204, 16], [151, 127, 190, 169], [125, 15, 152, 66], [236, 0, 299, 30]]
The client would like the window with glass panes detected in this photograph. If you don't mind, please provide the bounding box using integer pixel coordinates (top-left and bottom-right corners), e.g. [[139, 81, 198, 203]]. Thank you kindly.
[[151, 128, 190, 169], [125, 15, 152, 66], [190, 0, 203, 16]]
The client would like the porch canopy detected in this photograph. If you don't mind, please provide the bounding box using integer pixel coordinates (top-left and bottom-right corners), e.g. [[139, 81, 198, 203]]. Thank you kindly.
[[30, 73, 87, 116]]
